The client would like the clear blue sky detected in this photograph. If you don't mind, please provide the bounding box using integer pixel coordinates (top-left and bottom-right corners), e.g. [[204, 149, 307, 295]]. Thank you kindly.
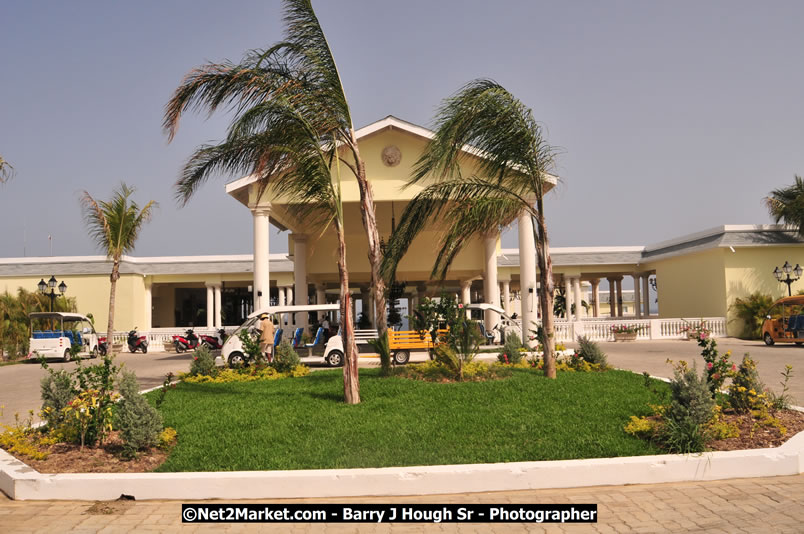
[[1, 1, 802, 258]]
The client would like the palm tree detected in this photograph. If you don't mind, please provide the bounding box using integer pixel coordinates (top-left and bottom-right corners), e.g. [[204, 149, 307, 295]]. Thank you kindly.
[[80, 184, 156, 347], [0, 156, 14, 184], [765, 175, 804, 236], [381, 79, 560, 378], [163, 0, 387, 403]]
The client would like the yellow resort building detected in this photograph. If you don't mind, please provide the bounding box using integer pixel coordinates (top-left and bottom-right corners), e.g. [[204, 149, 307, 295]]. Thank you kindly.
[[0, 118, 801, 344]]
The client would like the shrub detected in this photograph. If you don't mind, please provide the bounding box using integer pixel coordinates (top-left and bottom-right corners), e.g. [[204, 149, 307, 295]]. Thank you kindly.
[[158, 427, 178, 451], [116, 370, 163, 456], [497, 332, 523, 364], [728, 354, 766, 414], [661, 362, 716, 453], [237, 328, 263, 364], [729, 292, 774, 339], [367, 332, 392, 376], [189, 345, 217, 376], [697, 337, 734, 394], [768, 365, 795, 410], [576, 336, 608, 367], [40, 370, 74, 428], [271, 341, 300, 374]]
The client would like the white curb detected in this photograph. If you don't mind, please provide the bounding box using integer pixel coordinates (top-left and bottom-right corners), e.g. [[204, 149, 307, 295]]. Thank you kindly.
[[1, 430, 802, 501]]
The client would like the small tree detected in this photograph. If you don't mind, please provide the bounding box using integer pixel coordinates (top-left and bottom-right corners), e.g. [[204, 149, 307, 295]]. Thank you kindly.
[[81, 184, 156, 345], [765, 175, 804, 236]]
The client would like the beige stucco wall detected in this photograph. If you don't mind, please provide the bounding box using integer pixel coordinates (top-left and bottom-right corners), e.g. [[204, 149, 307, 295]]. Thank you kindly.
[[0, 274, 145, 334], [648, 248, 728, 323], [723, 246, 802, 337]]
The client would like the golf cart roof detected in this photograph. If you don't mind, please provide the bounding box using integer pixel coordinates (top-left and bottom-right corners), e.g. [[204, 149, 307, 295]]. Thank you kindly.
[[248, 303, 340, 319], [464, 303, 506, 315], [29, 312, 91, 321]]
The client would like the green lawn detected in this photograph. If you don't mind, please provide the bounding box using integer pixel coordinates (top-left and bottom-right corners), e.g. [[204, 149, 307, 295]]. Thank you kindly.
[[151, 368, 667, 472]]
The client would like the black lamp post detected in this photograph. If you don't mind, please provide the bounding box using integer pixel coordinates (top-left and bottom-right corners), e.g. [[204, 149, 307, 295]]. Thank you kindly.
[[37, 275, 67, 312], [773, 261, 802, 297]]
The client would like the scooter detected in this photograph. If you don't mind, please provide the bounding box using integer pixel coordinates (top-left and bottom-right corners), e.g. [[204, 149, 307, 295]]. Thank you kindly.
[[199, 328, 226, 350], [172, 329, 199, 353], [127, 328, 149, 353], [98, 336, 108, 356]]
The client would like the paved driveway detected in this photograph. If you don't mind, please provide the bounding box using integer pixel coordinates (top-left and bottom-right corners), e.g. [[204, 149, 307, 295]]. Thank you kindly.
[[2, 338, 802, 426]]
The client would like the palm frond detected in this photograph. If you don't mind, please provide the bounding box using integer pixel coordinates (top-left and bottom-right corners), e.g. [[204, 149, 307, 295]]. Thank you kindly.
[[764, 175, 804, 236], [0, 156, 15, 184]]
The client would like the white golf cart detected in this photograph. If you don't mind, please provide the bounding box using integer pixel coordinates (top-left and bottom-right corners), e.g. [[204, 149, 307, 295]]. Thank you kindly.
[[222, 304, 379, 367], [27, 312, 100, 362], [464, 303, 523, 344]]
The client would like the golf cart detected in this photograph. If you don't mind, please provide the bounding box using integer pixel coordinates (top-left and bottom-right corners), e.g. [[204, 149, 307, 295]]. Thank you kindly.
[[464, 303, 523, 344], [222, 304, 379, 367], [27, 312, 100, 362]]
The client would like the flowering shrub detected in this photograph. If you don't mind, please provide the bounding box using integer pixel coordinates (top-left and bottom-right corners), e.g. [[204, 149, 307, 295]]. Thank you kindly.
[[611, 324, 641, 334], [680, 320, 711, 340], [180, 364, 309, 383], [497, 332, 524, 364], [728, 354, 766, 414], [697, 337, 734, 393], [189, 345, 217, 376], [63, 389, 118, 449]]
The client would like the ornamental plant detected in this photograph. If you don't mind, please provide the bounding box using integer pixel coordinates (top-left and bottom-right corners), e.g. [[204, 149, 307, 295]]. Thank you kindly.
[[610, 324, 641, 334], [697, 336, 734, 394], [497, 332, 524, 364], [189, 345, 217, 376], [728, 354, 766, 413], [660, 360, 716, 453]]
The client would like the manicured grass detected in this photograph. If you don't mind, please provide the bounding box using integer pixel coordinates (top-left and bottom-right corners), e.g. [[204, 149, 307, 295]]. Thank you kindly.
[[151, 368, 667, 472]]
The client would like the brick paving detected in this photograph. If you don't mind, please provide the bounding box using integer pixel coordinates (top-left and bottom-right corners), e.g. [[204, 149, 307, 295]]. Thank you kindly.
[[2, 475, 803, 533]]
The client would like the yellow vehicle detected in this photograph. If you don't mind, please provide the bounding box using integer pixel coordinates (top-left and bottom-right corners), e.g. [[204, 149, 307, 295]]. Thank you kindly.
[[387, 328, 448, 364], [762, 295, 804, 346]]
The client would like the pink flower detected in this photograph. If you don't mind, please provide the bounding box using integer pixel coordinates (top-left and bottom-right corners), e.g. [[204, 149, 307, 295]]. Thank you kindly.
[[712, 373, 720, 380], [732, 364, 737, 372], [707, 362, 713, 369]]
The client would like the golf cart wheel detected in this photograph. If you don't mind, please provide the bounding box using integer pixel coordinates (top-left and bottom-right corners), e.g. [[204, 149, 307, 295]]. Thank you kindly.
[[63, 348, 71, 362], [764, 333, 774, 346], [228, 351, 246, 367], [392, 350, 410, 365], [326, 350, 344, 367], [90, 347, 98, 359], [796, 342, 803, 346]]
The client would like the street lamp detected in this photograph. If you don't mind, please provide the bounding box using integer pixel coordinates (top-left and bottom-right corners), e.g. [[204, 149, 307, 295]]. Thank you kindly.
[[37, 275, 67, 312], [773, 261, 803, 297]]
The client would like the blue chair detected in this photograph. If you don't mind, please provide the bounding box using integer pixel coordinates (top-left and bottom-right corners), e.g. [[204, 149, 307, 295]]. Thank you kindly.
[[291, 328, 304, 348], [305, 327, 324, 357], [273, 328, 283, 347]]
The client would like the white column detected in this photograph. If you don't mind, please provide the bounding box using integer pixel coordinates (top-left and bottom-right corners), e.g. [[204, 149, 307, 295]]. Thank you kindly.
[[316, 285, 326, 305], [591, 279, 600, 318], [278, 286, 287, 326], [633, 274, 642, 318], [460, 279, 472, 319], [483, 232, 499, 331], [643, 275, 652, 317], [292, 234, 308, 329], [616, 277, 624, 318], [251, 207, 271, 310], [144, 281, 152, 331], [607, 277, 616, 318], [214, 285, 222, 328], [205, 283, 214, 328], [286, 286, 294, 325], [563, 277, 572, 320], [518, 211, 537, 347], [572, 277, 582, 320], [502, 281, 511, 314]]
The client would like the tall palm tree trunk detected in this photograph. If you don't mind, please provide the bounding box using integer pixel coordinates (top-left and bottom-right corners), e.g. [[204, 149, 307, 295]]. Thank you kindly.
[[107, 259, 120, 350], [336, 221, 360, 404], [350, 135, 387, 334], [533, 208, 556, 379]]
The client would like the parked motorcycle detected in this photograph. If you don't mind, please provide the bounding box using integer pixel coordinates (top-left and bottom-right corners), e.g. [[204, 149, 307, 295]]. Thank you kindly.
[[127, 328, 149, 354], [98, 336, 108, 356], [172, 329, 199, 353], [199, 328, 226, 350]]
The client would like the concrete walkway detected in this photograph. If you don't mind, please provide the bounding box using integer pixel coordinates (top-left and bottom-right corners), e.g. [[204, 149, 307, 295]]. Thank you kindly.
[[2, 475, 802, 533]]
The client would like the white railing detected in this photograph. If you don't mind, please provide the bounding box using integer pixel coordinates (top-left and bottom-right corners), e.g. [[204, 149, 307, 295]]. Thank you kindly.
[[523, 317, 727, 343], [106, 318, 727, 349]]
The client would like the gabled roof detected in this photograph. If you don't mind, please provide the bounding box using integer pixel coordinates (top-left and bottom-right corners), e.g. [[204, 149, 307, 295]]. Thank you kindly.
[[642, 225, 804, 261], [225, 115, 558, 197]]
